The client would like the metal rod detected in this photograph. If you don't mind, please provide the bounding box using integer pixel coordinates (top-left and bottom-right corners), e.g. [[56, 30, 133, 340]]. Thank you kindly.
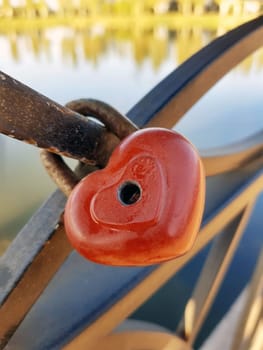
[[0, 71, 119, 166], [231, 250, 263, 350], [140, 15, 263, 129], [0, 190, 70, 349], [179, 201, 255, 344]]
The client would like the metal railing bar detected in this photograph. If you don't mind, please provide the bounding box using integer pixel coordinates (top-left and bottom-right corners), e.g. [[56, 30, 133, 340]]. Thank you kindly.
[[64, 171, 263, 349], [201, 131, 263, 158], [0, 72, 119, 166], [179, 201, 255, 345], [133, 15, 263, 129], [0, 190, 72, 348], [0, 191, 66, 306], [248, 309, 263, 350], [87, 330, 192, 350], [201, 131, 263, 176], [0, 226, 72, 349], [202, 148, 263, 177], [231, 250, 263, 350], [139, 16, 263, 176]]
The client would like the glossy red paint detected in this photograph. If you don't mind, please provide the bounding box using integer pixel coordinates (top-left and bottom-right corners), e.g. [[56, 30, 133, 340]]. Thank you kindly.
[[64, 128, 205, 266]]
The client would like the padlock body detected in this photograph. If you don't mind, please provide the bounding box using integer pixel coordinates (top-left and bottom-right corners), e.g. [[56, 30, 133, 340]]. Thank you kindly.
[[64, 128, 205, 266]]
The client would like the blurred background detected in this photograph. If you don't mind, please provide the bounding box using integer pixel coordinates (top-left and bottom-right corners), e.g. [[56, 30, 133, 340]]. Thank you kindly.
[[0, 1, 262, 261]]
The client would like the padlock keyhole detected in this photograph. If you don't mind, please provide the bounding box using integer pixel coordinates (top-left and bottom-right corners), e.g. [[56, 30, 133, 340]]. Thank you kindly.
[[118, 181, 141, 206]]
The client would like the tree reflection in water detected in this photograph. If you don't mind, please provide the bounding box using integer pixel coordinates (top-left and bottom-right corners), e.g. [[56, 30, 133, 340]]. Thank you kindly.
[[0, 18, 263, 71]]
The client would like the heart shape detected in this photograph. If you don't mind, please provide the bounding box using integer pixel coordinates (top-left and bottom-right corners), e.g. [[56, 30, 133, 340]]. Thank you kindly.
[[64, 128, 205, 266], [91, 154, 164, 229]]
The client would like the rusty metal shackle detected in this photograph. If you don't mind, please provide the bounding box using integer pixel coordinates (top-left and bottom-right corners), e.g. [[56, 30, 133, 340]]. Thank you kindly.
[[41, 99, 138, 196]]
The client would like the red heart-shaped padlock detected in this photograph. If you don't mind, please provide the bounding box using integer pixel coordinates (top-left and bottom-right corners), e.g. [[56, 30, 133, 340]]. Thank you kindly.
[[64, 128, 205, 266]]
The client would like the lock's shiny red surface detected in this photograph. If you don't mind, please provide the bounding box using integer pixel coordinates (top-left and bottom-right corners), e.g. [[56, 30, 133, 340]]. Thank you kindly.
[[64, 128, 205, 266]]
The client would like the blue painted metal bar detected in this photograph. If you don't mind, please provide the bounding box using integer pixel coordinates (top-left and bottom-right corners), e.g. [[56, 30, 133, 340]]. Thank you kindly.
[[129, 15, 263, 127]]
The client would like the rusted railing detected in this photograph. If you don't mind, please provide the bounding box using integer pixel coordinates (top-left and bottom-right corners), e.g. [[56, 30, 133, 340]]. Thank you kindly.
[[0, 15, 262, 349]]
